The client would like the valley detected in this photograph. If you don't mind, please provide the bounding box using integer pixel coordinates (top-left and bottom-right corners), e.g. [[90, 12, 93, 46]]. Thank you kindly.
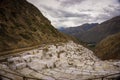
[[0, 0, 120, 80]]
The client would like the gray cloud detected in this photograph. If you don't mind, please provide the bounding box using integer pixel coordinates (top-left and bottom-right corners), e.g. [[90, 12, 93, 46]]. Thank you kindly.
[[58, 0, 84, 6], [40, 5, 90, 18], [102, 5, 120, 19], [118, 0, 120, 3], [27, 0, 120, 28]]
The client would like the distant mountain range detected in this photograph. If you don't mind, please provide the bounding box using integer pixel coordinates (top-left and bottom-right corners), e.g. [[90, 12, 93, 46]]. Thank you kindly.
[[80, 16, 120, 43], [59, 16, 120, 44], [59, 23, 98, 39]]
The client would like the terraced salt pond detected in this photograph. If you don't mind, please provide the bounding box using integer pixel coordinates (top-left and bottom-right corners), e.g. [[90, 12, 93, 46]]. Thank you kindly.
[[0, 41, 120, 80]]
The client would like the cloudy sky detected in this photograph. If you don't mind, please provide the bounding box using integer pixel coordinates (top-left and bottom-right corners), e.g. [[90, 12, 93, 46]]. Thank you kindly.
[[27, 0, 120, 28]]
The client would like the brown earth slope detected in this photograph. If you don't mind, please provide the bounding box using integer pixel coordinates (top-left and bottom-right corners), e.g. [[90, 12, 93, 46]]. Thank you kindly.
[[0, 0, 68, 54], [95, 32, 120, 60]]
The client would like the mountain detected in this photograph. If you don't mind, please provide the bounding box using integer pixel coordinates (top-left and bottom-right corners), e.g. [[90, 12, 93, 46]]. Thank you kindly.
[[95, 32, 120, 60], [0, 0, 68, 55], [0, 0, 120, 80], [0, 0, 120, 79], [80, 16, 120, 43], [59, 23, 98, 38], [59, 16, 120, 45]]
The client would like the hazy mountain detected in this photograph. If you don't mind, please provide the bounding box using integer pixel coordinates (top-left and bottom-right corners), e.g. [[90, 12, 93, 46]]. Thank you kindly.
[[80, 16, 120, 43], [0, 0, 68, 54], [59, 23, 98, 38], [95, 32, 120, 60]]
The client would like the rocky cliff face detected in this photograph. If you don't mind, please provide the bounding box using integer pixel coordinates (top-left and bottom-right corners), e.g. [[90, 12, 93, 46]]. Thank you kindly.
[[0, 0, 68, 54], [0, 41, 120, 80]]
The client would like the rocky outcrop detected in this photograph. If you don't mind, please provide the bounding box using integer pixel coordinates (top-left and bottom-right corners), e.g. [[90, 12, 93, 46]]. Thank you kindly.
[[0, 41, 120, 80]]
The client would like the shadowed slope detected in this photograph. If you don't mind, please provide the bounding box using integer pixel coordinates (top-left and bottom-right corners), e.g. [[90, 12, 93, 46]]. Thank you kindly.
[[95, 32, 120, 60]]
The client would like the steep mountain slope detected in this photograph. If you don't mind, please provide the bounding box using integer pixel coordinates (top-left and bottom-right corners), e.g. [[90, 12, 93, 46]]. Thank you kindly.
[[0, 0, 68, 54], [80, 16, 120, 43], [59, 23, 98, 38], [95, 32, 120, 60]]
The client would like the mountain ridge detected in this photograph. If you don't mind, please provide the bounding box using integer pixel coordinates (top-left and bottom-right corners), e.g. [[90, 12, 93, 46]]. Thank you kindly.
[[59, 23, 98, 38], [59, 16, 120, 44], [80, 16, 120, 43]]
